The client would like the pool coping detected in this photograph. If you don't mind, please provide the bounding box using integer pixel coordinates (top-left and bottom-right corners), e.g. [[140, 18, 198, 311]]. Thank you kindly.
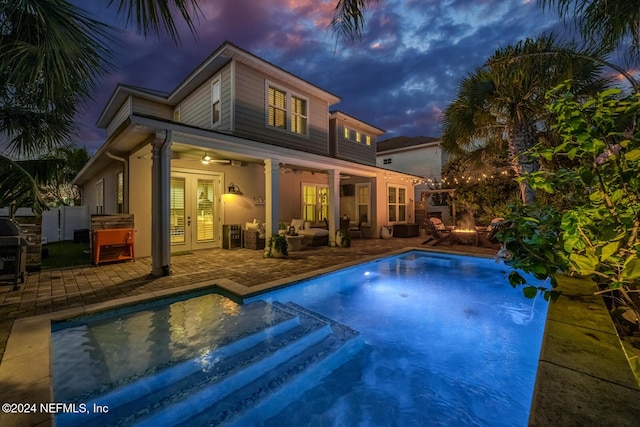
[[0, 247, 638, 426]]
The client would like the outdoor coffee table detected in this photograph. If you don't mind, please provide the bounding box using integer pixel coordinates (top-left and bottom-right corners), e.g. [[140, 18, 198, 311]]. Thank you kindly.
[[285, 235, 304, 251]]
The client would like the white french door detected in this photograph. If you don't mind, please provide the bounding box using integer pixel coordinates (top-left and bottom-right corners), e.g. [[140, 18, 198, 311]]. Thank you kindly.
[[170, 172, 222, 251]]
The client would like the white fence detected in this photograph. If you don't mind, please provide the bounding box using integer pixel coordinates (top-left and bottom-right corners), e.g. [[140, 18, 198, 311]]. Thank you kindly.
[[0, 206, 90, 242]]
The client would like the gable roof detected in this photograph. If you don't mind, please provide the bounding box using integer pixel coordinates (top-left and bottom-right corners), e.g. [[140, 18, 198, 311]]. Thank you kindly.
[[376, 136, 440, 153], [97, 41, 341, 128]]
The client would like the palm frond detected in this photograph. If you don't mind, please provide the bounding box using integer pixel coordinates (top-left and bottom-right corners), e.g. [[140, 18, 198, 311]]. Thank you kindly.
[[0, 155, 50, 214], [538, 0, 640, 62], [330, 0, 376, 43], [107, 0, 202, 43], [0, 0, 115, 156]]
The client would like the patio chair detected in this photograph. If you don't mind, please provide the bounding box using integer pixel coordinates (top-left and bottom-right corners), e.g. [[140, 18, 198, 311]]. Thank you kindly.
[[423, 220, 451, 246], [349, 221, 363, 239]]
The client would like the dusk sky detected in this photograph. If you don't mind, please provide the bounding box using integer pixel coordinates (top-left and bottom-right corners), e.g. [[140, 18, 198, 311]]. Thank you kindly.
[[72, 0, 571, 152]]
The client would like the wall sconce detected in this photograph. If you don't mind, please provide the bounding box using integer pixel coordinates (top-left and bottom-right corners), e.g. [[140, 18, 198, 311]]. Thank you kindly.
[[227, 182, 242, 194], [202, 153, 211, 165]]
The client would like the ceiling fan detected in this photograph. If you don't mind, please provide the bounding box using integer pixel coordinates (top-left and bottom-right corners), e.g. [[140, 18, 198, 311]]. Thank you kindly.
[[173, 152, 230, 164]]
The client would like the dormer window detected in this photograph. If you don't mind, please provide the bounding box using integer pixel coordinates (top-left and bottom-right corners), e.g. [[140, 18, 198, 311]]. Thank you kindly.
[[267, 81, 308, 136]]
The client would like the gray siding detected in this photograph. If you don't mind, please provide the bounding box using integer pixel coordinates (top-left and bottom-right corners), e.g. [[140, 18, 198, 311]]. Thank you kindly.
[[178, 65, 232, 131], [106, 99, 131, 138], [333, 120, 377, 165], [132, 97, 172, 120], [233, 62, 330, 155]]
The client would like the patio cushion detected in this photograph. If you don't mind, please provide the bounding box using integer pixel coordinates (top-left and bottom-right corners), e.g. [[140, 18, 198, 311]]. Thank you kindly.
[[291, 218, 305, 232]]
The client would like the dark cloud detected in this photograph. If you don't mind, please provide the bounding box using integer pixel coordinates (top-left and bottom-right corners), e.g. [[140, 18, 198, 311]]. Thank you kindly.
[[70, 0, 565, 151]]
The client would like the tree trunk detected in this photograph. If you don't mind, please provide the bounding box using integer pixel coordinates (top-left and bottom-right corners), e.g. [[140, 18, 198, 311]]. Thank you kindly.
[[508, 120, 540, 204]]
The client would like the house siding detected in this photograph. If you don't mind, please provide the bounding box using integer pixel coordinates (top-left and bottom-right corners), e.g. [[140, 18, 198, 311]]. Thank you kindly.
[[83, 163, 125, 215], [233, 62, 330, 155], [106, 99, 132, 138], [178, 65, 232, 131], [333, 120, 377, 165], [128, 145, 152, 257], [377, 144, 443, 179], [132, 97, 172, 121]]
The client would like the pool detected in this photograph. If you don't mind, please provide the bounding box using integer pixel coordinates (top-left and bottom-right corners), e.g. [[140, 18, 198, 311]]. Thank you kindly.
[[52, 250, 549, 426]]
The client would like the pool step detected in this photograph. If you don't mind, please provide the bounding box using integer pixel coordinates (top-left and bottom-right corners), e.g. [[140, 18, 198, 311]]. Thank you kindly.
[[182, 302, 364, 427], [131, 303, 334, 427], [133, 302, 362, 427], [56, 300, 302, 427], [56, 300, 362, 427]]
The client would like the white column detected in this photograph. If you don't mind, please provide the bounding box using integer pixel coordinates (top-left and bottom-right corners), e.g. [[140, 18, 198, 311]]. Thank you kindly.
[[151, 130, 172, 276], [264, 159, 280, 238], [327, 169, 340, 246]]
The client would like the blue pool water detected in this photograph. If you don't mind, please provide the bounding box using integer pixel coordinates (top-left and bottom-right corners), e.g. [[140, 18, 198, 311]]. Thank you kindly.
[[52, 251, 549, 426]]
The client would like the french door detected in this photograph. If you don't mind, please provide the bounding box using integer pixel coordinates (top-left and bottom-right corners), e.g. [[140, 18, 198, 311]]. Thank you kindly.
[[170, 172, 222, 251]]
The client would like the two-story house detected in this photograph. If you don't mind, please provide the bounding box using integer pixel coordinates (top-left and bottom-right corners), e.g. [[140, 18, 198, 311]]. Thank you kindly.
[[74, 41, 420, 275]]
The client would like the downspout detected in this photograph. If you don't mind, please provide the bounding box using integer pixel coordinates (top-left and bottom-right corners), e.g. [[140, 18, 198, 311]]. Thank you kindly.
[[105, 150, 129, 212]]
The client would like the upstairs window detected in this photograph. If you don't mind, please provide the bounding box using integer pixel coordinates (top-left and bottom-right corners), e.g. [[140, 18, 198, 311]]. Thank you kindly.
[[383, 158, 392, 164], [291, 96, 307, 134], [266, 82, 308, 136], [356, 132, 361, 143], [268, 86, 286, 129], [344, 127, 350, 139], [211, 80, 221, 126], [366, 135, 371, 145]]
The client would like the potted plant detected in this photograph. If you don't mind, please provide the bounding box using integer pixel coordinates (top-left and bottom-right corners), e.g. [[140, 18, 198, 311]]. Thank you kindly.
[[264, 234, 288, 258], [336, 228, 351, 247], [381, 225, 393, 239]]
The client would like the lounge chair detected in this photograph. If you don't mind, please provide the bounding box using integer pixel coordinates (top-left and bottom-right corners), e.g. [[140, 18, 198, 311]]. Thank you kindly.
[[423, 220, 452, 246]]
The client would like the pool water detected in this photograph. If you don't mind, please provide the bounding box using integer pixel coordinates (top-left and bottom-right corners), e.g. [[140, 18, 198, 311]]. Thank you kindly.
[[52, 251, 549, 426]]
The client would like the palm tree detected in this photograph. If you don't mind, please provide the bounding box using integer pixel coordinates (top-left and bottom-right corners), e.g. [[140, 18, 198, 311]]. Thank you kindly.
[[441, 35, 607, 204], [538, 0, 640, 63], [1, 0, 202, 212], [1, 0, 202, 156]]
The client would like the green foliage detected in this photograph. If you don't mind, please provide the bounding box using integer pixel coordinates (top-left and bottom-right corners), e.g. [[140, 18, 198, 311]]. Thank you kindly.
[[336, 229, 351, 247], [499, 84, 640, 309], [264, 234, 288, 258], [442, 156, 520, 224]]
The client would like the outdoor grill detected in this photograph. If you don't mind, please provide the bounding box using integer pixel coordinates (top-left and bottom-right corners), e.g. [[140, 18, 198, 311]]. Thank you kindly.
[[0, 218, 29, 290]]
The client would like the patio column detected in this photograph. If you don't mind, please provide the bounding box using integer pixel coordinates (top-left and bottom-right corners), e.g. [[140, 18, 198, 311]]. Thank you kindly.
[[264, 158, 280, 238], [151, 130, 172, 277], [327, 169, 340, 246]]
